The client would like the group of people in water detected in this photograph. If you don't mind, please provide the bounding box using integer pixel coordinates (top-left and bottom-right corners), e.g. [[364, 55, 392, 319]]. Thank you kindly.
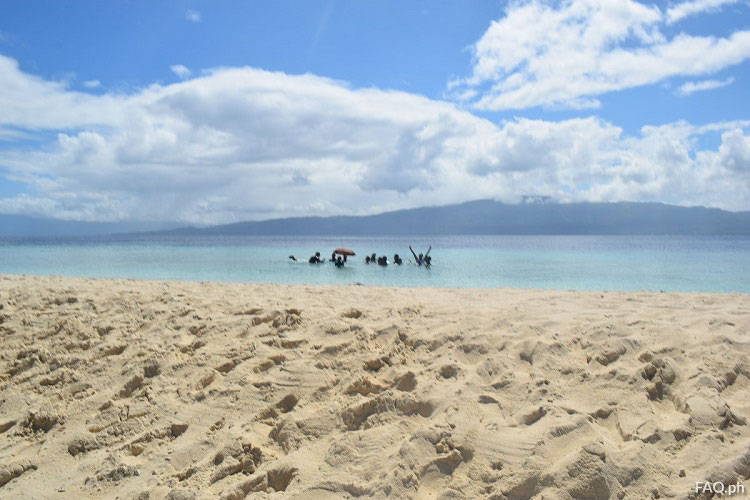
[[366, 253, 398, 266], [299, 251, 348, 267], [289, 245, 432, 268], [363, 245, 431, 267]]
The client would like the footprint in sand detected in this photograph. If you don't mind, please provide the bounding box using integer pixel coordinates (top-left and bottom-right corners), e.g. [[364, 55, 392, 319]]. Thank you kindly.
[[344, 376, 386, 396], [341, 395, 434, 431], [439, 364, 459, 379], [18, 408, 63, 434], [393, 371, 417, 392], [341, 308, 363, 319], [118, 375, 145, 399], [258, 394, 299, 422]]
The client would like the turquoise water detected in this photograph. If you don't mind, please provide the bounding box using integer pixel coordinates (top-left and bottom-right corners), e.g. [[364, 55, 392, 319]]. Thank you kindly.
[[0, 235, 748, 292]]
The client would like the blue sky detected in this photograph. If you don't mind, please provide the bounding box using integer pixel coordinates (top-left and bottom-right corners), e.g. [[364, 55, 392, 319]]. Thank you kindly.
[[0, 0, 749, 223], [1, 2, 497, 100]]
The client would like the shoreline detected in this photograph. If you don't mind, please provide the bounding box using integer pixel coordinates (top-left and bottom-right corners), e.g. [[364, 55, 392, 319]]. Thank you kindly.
[[1, 274, 749, 498], [2, 272, 749, 296]]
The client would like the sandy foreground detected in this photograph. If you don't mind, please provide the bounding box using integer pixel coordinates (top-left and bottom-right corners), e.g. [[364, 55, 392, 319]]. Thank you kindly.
[[0, 275, 749, 499]]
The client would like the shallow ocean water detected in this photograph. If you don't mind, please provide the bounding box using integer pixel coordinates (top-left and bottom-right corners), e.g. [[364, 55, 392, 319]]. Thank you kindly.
[[1, 235, 749, 292]]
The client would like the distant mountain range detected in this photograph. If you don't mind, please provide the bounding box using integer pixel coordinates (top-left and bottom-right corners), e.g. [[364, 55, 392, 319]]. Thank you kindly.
[[156, 200, 750, 236], [2, 200, 749, 237]]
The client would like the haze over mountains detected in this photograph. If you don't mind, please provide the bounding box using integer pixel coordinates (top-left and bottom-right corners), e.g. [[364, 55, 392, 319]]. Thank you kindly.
[[0, 214, 179, 238], [3, 200, 749, 237]]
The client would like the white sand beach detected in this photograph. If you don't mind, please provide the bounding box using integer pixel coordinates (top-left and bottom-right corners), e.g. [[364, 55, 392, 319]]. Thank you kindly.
[[1, 274, 749, 499]]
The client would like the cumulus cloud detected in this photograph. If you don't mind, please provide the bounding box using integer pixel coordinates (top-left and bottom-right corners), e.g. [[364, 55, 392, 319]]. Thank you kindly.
[[0, 54, 748, 224], [0, 56, 123, 130], [170, 64, 192, 79], [666, 0, 740, 24], [677, 77, 735, 96], [449, 0, 750, 110], [185, 10, 202, 23], [715, 128, 750, 172]]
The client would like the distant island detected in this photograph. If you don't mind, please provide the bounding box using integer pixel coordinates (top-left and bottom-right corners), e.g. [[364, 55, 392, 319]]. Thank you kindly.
[[2, 200, 750, 237]]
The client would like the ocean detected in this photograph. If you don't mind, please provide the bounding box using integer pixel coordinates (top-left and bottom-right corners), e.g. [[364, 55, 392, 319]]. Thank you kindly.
[[1, 235, 748, 293]]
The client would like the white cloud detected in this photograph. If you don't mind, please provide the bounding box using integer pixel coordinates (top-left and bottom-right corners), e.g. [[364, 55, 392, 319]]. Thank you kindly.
[[0, 54, 748, 223], [170, 64, 192, 79], [0, 127, 35, 142], [695, 119, 750, 133], [449, 0, 750, 111], [677, 77, 735, 96], [666, 0, 740, 24], [0, 56, 124, 130], [83, 79, 101, 89], [185, 10, 202, 23], [716, 128, 750, 172]]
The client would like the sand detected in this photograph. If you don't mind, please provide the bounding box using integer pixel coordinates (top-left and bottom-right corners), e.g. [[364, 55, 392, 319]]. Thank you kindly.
[[0, 274, 749, 499]]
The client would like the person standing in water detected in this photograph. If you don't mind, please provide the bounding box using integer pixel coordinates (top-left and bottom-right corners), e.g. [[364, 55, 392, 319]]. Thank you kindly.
[[308, 252, 323, 264], [409, 245, 431, 266]]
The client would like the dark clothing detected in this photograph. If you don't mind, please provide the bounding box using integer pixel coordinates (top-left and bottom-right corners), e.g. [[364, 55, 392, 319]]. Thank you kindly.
[[409, 245, 431, 266], [309, 252, 322, 264]]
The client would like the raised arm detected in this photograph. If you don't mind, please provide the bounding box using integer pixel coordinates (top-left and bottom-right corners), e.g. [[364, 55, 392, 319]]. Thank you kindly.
[[409, 245, 418, 260], [425, 245, 432, 257]]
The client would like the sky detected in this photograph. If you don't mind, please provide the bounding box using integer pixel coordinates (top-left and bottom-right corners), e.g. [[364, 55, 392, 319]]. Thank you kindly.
[[0, 0, 749, 224]]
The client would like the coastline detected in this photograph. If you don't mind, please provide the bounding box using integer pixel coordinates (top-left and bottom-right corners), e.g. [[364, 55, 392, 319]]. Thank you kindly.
[[3, 270, 750, 295], [1, 274, 749, 498]]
